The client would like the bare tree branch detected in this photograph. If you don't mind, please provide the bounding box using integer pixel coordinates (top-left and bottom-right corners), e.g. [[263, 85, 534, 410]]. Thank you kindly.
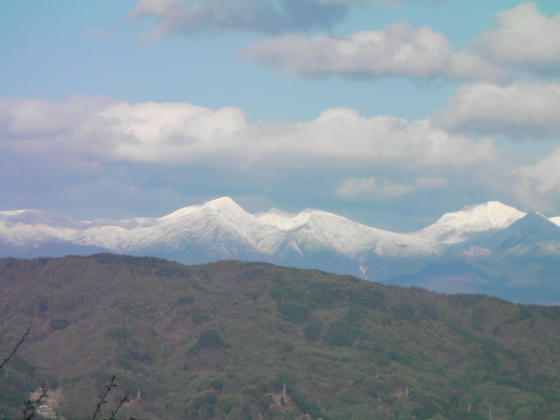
[[0, 328, 30, 370], [108, 394, 130, 420], [91, 375, 117, 420], [21, 385, 48, 420]]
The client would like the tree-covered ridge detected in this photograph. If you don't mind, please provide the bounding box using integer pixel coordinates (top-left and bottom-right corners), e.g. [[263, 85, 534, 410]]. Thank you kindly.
[[0, 254, 559, 419]]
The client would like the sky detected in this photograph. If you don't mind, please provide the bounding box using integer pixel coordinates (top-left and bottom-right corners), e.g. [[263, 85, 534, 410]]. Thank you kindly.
[[1, 0, 560, 231]]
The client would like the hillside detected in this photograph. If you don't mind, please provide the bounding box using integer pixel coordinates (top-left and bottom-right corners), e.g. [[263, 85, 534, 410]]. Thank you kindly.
[[1, 255, 560, 419]]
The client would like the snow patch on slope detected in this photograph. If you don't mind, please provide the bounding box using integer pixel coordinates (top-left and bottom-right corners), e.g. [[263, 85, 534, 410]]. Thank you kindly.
[[256, 207, 441, 256], [256, 208, 303, 230]]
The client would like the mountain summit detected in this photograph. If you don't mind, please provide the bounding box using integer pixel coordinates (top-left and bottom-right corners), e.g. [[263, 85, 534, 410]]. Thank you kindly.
[[414, 201, 526, 244], [471, 211, 560, 256]]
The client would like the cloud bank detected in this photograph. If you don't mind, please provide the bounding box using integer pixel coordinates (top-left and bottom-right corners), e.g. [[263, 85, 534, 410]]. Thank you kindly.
[[0, 97, 496, 170], [3, 96, 558, 212], [131, 0, 411, 39], [439, 81, 560, 139], [475, 2, 560, 70], [131, 0, 352, 37], [517, 148, 560, 204], [242, 24, 505, 82]]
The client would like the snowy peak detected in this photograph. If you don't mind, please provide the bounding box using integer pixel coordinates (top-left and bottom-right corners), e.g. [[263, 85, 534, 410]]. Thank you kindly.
[[0, 197, 441, 259], [503, 211, 560, 240], [256, 206, 438, 257], [464, 201, 527, 227], [161, 196, 245, 221], [201, 196, 245, 212], [435, 201, 526, 231], [469, 211, 560, 256], [415, 201, 526, 244], [257, 207, 356, 231], [1, 197, 560, 262]]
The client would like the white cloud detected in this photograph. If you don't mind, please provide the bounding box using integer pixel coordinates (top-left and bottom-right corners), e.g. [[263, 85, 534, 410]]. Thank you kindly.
[[244, 108, 497, 168], [97, 101, 248, 163], [438, 81, 560, 139], [0, 97, 114, 158], [0, 97, 497, 171], [131, 0, 348, 37], [337, 177, 378, 198], [0, 96, 110, 137], [131, 0, 406, 38], [516, 148, 560, 209], [475, 2, 560, 68], [242, 24, 505, 82], [337, 176, 446, 200], [4, 98, 560, 219]]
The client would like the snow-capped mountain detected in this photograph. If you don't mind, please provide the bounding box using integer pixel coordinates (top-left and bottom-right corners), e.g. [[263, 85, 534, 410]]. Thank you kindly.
[[2, 197, 560, 303], [413, 201, 526, 244], [2, 197, 560, 260], [465, 212, 560, 257], [0, 197, 439, 259]]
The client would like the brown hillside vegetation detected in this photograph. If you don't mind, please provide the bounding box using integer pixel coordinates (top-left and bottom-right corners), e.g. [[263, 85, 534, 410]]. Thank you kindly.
[[0, 254, 559, 419]]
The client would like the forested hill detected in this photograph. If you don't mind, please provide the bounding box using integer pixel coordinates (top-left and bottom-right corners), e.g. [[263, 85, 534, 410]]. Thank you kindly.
[[1, 255, 559, 419]]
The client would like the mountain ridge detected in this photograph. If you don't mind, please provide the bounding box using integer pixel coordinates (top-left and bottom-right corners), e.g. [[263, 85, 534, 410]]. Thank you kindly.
[[2, 197, 552, 250], [2, 197, 560, 303], [412, 201, 527, 244]]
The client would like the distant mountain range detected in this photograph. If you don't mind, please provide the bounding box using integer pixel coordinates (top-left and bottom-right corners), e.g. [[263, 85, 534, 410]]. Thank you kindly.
[[1, 197, 560, 303]]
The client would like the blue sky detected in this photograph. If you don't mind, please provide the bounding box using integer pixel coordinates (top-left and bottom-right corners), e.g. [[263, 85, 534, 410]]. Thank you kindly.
[[1, 0, 560, 230]]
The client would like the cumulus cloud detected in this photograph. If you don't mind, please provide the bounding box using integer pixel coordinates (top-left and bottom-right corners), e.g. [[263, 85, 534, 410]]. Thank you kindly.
[[337, 176, 447, 200], [242, 24, 505, 82], [438, 81, 560, 139], [337, 177, 378, 198], [516, 148, 560, 209], [475, 2, 560, 69], [0, 97, 497, 170], [5, 97, 560, 219], [131, 0, 406, 37], [131, 0, 347, 37], [98, 102, 248, 163], [0, 96, 111, 137], [244, 109, 497, 168], [0, 96, 114, 157], [0, 97, 245, 162]]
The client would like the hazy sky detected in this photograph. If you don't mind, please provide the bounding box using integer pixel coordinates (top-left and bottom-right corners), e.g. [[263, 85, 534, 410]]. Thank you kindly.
[[1, 0, 560, 230]]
